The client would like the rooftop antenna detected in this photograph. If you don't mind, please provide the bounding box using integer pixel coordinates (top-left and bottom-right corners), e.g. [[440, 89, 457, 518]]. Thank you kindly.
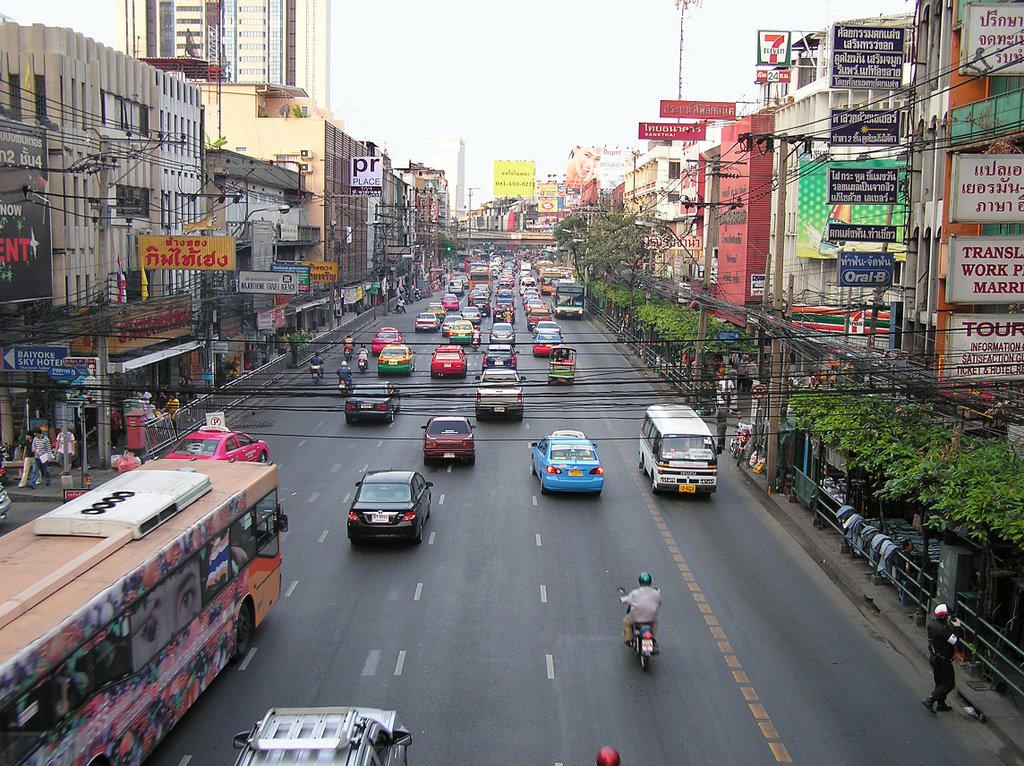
[[675, 0, 703, 100]]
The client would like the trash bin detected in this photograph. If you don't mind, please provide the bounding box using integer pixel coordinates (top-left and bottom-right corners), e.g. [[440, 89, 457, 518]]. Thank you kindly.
[[125, 410, 147, 451]]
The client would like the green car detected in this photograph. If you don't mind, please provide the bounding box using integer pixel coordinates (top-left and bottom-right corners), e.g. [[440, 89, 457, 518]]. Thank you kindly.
[[377, 344, 415, 375], [448, 320, 475, 345]]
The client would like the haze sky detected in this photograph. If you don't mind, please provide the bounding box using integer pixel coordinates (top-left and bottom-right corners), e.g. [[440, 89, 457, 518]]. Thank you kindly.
[[6, 0, 912, 201]]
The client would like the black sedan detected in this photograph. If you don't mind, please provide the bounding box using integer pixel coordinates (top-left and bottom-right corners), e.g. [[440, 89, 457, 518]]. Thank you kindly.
[[347, 469, 433, 544], [344, 381, 401, 424]]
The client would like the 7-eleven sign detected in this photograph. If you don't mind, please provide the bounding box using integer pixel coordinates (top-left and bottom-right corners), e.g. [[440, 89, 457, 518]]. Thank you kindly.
[[757, 30, 792, 66]]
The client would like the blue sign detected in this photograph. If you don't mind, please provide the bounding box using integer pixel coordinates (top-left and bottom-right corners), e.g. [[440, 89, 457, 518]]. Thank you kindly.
[[838, 252, 894, 287], [717, 331, 742, 341], [829, 109, 902, 146], [1, 345, 67, 372]]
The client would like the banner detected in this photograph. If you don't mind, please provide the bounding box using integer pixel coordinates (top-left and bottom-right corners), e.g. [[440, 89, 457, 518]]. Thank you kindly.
[[943, 314, 1024, 381], [351, 156, 383, 197], [0, 122, 52, 302], [659, 100, 736, 120], [831, 25, 905, 90], [139, 235, 236, 271], [493, 160, 536, 197], [301, 260, 339, 283], [638, 122, 707, 141]]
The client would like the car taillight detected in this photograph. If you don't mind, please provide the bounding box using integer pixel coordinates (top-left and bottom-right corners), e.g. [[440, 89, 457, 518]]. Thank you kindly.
[[476, 392, 482, 404], [545, 466, 562, 474], [375, 402, 388, 411], [348, 511, 360, 522], [401, 511, 417, 522], [516, 392, 523, 403], [590, 466, 604, 475], [345, 401, 356, 411]]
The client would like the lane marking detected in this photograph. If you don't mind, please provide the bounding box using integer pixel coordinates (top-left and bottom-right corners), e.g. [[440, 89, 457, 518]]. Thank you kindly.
[[297, 439, 306, 447], [361, 650, 381, 676], [177, 757, 192, 766], [535, 533, 542, 547], [394, 650, 407, 676], [540, 584, 547, 603], [308, 491, 321, 504], [438, 494, 446, 504], [285, 580, 298, 598], [330, 462, 342, 473], [376, 440, 383, 448], [532, 496, 538, 506], [361, 464, 368, 473], [318, 530, 329, 543], [428, 531, 436, 544], [317, 420, 325, 428], [414, 582, 423, 601], [545, 653, 554, 679], [343, 493, 351, 504], [239, 647, 258, 671]]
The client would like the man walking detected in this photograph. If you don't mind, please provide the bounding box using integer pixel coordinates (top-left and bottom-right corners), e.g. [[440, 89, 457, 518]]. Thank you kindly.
[[923, 603, 960, 714], [30, 427, 53, 488]]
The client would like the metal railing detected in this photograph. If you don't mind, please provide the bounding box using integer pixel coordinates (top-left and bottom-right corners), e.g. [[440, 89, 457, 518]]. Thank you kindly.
[[955, 596, 1024, 699]]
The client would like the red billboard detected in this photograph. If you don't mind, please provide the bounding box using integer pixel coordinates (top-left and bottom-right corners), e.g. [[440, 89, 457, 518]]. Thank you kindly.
[[638, 122, 707, 141], [659, 100, 736, 121], [756, 69, 792, 84]]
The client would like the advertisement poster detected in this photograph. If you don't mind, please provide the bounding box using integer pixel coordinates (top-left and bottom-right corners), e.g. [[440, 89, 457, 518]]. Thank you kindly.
[[350, 156, 383, 197], [493, 160, 536, 197], [597, 147, 628, 190], [139, 235, 236, 271], [564, 147, 602, 190], [943, 314, 1024, 381], [0, 121, 52, 303], [796, 158, 907, 260]]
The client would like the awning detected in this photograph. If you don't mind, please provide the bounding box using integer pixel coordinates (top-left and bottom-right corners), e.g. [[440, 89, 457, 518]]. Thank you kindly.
[[110, 341, 202, 373], [286, 297, 329, 315]]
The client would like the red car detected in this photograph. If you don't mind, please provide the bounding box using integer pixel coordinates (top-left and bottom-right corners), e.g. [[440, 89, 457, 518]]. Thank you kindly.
[[422, 416, 476, 465], [166, 426, 270, 462], [441, 293, 461, 312], [430, 345, 468, 378], [372, 327, 405, 355], [532, 331, 562, 356]]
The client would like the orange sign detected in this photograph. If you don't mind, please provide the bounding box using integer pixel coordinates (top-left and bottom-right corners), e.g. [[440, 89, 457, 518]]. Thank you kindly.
[[72, 295, 194, 355], [139, 235, 236, 271], [301, 260, 339, 283]]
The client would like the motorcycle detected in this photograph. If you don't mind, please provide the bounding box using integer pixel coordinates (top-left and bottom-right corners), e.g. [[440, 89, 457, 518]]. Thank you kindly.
[[343, 338, 354, 361], [395, 301, 407, 314], [619, 588, 658, 671], [471, 330, 481, 351], [338, 378, 352, 396], [310, 364, 323, 384], [357, 356, 369, 373]]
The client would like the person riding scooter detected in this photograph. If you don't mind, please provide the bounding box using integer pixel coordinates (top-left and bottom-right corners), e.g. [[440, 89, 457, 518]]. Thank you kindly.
[[357, 344, 369, 373], [343, 335, 355, 361], [620, 571, 661, 646], [471, 326, 481, 350], [309, 351, 324, 382], [337, 360, 353, 393], [396, 297, 406, 314]]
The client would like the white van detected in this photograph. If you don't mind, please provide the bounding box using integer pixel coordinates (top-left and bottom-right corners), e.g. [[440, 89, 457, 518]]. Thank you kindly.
[[638, 404, 718, 495]]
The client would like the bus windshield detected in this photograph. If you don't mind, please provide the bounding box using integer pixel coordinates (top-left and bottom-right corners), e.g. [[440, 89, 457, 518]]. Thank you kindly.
[[660, 435, 716, 461]]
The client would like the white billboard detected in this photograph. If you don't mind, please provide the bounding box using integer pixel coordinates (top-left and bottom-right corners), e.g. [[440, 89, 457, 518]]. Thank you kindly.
[[961, 4, 1024, 77], [351, 156, 383, 197], [949, 154, 1024, 223], [947, 236, 1024, 304], [238, 270, 298, 294], [943, 313, 1024, 381]]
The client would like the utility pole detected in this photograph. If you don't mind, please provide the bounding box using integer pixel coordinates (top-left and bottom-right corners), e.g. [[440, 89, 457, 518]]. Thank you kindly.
[[96, 138, 112, 470], [696, 148, 721, 374], [765, 139, 790, 492]]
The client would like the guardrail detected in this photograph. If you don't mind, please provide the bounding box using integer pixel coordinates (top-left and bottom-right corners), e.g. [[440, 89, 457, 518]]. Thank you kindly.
[[955, 597, 1024, 699]]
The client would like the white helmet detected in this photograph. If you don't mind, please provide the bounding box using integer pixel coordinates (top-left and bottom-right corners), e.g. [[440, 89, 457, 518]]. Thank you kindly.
[[340, 360, 349, 367]]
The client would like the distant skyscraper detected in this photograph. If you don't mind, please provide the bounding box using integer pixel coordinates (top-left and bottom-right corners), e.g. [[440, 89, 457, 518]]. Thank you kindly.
[[428, 135, 466, 217], [114, 0, 331, 109]]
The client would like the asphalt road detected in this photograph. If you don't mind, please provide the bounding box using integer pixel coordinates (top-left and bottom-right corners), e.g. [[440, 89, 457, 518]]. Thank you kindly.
[[142, 295, 1005, 765]]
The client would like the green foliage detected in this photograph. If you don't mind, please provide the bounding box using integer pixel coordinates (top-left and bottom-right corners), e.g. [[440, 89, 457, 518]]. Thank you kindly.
[[206, 135, 228, 150]]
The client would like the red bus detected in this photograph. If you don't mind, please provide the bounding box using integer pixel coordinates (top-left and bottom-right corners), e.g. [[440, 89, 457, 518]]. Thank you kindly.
[[0, 459, 287, 765]]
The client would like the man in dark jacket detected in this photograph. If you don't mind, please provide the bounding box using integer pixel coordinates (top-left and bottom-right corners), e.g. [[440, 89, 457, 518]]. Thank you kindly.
[[922, 603, 960, 714]]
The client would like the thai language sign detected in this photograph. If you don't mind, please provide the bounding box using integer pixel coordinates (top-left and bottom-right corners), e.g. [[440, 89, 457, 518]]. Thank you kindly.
[[949, 153, 1024, 223], [0, 122, 52, 302], [946, 236, 1024, 303], [756, 69, 791, 84], [659, 100, 736, 120], [301, 260, 339, 283], [827, 166, 899, 204], [838, 252, 894, 287], [638, 122, 707, 140], [350, 156, 383, 197], [830, 25, 906, 90], [944, 313, 1024, 381], [829, 109, 901, 145], [71, 295, 194, 355], [493, 160, 536, 197], [271, 263, 310, 292], [825, 223, 899, 243], [139, 235, 236, 271], [960, 3, 1024, 77]]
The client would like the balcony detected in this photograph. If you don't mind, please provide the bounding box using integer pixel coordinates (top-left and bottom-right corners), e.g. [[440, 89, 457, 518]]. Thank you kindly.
[[950, 88, 1024, 145]]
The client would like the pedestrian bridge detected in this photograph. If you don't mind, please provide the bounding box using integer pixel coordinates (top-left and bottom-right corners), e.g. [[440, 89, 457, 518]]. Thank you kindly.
[[468, 229, 557, 246]]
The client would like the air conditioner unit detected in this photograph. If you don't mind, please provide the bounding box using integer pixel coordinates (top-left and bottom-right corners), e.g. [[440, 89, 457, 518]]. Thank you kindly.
[[300, 149, 311, 158], [300, 163, 311, 173]]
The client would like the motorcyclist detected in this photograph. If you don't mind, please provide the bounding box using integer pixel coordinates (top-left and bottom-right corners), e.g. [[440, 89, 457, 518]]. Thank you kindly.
[[471, 326, 482, 348], [596, 747, 621, 766], [357, 344, 369, 371], [310, 351, 324, 378], [620, 571, 661, 645], [337, 360, 352, 390], [396, 297, 406, 313], [343, 335, 355, 360]]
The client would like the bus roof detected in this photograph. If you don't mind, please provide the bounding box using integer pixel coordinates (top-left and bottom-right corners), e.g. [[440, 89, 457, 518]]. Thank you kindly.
[[0, 459, 277, 667], [644, 405, 713, 437]]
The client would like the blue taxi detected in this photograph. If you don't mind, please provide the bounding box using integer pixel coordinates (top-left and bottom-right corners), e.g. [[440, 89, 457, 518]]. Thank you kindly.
[[530, 432, 604, 495]]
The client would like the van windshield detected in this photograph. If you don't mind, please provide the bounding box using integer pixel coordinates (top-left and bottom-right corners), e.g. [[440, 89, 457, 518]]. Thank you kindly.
[[659, 436, 715, 461]]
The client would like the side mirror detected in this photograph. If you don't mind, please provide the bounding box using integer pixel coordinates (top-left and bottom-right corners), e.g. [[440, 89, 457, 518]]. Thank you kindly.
[[277, 509, 289, 533], [474, 374, 481, 381], [355, 480, 363, 487], [421, 424, 428, 430], [530, 442, 538, 448], [233, 727, 255, 749], [426, 481, 434, 488], [391, 726, 413, 747]]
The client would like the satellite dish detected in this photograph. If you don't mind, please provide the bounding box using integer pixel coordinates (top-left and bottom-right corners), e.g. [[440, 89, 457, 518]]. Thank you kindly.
[[278, 105, 289, 117]]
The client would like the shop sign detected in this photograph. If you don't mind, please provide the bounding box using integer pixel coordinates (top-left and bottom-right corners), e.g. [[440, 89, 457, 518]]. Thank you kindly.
[[638, 122, 707, 140], [755, 69, 791, 84], [829, 109, 901, 145], [278, 223, 299, 242], [659, 100, 736, 120], [943, 313, 1024, 380], [271, 263, 310, 292], [824, 223, 899, 243], [960, 3, 1024, 77], [946, 236, 1024, 304], [826, 166, 899, 204], [71, 295, 194, 355], [351, 156, 383, 197], [138, 235, 236, 271], [750, 273, 765, 296], [256, 311, 276, 331], [0, 121, 52, 303], [830, 25, 906, 90], [238, 270, 298, 294], [949, 154, 1024, 223], [838, 252, 894, 287], [756, 30, 792, 66]]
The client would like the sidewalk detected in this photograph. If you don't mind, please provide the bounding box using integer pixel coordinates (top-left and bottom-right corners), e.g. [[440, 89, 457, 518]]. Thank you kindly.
[[6, 468, 121, 503]]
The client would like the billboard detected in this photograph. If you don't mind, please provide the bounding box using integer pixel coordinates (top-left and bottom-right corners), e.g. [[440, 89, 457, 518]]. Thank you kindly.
[[943, 314, 1024, 380], [946, 236, 1024, 304], [659, 100, 736, 121], [71, 295, 194, 355], [961, 4, 1024, 77], [351, 156, 383, 197], [564, 148, 601, 190], [796, 158, 907, 260], [536, 182, 558, 214], [757, 30, 792, 66], [597, 148, 628, 190], [493, 160, 536, 197], [830, 25, 906, 90], [139, 235, 236, 271], [638, 122, 707, 141], [0, 122, 52, 303], [949, 154, 1024, 223]]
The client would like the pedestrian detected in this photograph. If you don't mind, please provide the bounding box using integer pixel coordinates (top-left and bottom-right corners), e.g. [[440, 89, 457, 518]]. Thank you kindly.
[[30, 427, 53, 488], [54, 425, 77, 470], [922, 603, 960, 714], [16, 430, 35, 488], [110, 408, 125, 450]]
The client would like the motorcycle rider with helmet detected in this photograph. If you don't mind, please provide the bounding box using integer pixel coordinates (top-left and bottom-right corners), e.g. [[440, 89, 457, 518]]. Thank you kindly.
[[620, 571, 661, 645], [309, 351, 325, 382], [596, 747, 620, 766], [357, 344, 369, 372], [336, 360, 353, 392]]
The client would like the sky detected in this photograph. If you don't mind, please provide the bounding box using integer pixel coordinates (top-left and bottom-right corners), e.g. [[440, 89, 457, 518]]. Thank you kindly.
[[6, 0, 913, 203]]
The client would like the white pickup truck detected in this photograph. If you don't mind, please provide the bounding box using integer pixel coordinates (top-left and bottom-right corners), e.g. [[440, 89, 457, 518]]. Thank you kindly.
[[475, 368, 525, 420]]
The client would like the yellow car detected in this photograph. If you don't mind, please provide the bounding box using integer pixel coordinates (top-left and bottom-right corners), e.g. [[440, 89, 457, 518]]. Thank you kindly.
[[448, 319, 475, 345], [426, 301, 446, 319], [377, 343, 415, 375]]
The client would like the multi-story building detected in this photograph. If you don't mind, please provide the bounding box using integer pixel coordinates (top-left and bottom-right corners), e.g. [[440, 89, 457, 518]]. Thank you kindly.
[[427, 134, 466, 217], [115, 0, 331, 109], [399, 163, 449, 283]]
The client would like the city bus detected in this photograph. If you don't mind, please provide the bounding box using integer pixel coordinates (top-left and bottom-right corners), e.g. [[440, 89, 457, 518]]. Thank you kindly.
[[638, 404, 718, 495], [0, 459, 288, 765], [553, 281, 586, 319]]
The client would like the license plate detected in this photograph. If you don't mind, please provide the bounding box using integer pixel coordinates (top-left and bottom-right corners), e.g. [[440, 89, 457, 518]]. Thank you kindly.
[[443, 452, 456, 459], [494, 406, 505, 413], [568, 469, 583, 476], [443, 363, 451, 368], [388, 361, 398, 365], [642, 639, 654, 653], [370, 513, 389, 523], [495, 360, 505, 366], [360, 403, 373, 409], [679, 484, 696, 493]]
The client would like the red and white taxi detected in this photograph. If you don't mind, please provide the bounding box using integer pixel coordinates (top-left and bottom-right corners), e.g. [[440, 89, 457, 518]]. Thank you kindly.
[[166, 426, 270, 462], [430, 345, 468, 378], [371, 326, 405, 355]]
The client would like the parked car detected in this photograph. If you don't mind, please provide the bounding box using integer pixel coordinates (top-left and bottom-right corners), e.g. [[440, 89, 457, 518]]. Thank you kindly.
[[371, 327, 405, 355], [530, 433, 604, 495], [347, 469, 432, 544], [482, 344, 518, 370], [166, 426, 271, 463], [475, 368, 525, 420], [430, 345, 468, 378], [345, 381, 401, 424], [414, 312, 441, 332], [532, 331, 562, 356], [422, 416, 476, 465], [377, 344, 415, 375], [489, 322, 516, 345]]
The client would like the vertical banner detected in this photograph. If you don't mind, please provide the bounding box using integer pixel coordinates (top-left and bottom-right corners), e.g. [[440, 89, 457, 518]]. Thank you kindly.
[[0, 121, 52, 302]]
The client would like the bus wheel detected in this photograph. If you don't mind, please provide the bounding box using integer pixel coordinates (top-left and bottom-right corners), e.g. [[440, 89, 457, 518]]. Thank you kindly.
[[638, 454, 644, 472], [234, 602, 254, 659]]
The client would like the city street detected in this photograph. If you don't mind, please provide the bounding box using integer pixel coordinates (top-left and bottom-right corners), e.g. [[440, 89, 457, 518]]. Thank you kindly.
[[136, 303, 1006, 765]]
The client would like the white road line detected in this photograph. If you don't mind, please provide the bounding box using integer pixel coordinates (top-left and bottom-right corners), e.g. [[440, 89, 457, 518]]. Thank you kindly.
[[308, 490, 321, 504], [414, 582, 423, 601], [428, 531, 436, 545], [317, 420, 325, 428], [536, 533, 542, 547], [532, 496, 538, 506], [318, 530, 329, 543], [343, 493, 351, 504], [239, 647, 258, 671], [361, 464, 368, 473], [525, 422, 530, 429], [540, 585, 547, 603], [438, 494, 446, 504], [285, 580, 299, 598], [330, 462, 342, 473], [447, 464, 452, 474], [361, 650, 381, 676], [394, 650, 407, 676], [177, 757, 192, 766], [546, 653, 555, 679], [377, 440, 383, 447], [298, 439, 306, 447]]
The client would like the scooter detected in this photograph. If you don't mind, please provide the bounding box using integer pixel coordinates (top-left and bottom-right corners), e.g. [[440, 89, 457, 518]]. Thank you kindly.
[[618, 588, 657, 671], [395, 301, 407, 314], [310, 364, 323, 383], [338, 378, 352, 396], [344, 338, 354, 361], [357, 356, 369, 373]]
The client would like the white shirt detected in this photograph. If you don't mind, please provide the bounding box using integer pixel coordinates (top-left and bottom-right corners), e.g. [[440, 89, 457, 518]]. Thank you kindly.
[[55, 431, 76, 454], [621, 586, 662, 623]]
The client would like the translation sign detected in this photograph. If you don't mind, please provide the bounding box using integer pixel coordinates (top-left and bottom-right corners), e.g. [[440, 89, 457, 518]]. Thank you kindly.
[[826, 166, 899, 204], [638, 122, 707, 140], [830, 25, 906, 90], [949, 154, 1024, 223], [838, 252, 894, 287], [946, 236, 1024, 304], [829, 109, 901, 145]]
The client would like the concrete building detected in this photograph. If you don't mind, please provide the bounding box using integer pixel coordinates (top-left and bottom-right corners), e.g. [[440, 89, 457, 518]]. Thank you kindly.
[[399, 163, 448, 286], [427, 134, 465, 217], [115, 0, 331, 109]]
